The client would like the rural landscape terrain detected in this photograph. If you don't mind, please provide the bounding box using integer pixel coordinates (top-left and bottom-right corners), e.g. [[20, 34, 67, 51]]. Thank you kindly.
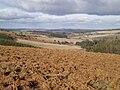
[[1, 28, 120, 53], [0, 0, 120, 90], [0, 29, 120, 90]]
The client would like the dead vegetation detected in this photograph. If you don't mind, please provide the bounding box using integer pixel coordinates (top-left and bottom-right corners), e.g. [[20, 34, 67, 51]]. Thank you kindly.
[[0, 45, 120, 90]]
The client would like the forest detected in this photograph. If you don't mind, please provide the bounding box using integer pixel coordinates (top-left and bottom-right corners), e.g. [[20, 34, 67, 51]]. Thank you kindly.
[[76, 38, 120, 54]]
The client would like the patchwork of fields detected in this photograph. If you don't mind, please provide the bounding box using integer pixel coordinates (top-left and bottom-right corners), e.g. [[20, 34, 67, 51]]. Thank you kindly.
[[17, 39, 82, 50]]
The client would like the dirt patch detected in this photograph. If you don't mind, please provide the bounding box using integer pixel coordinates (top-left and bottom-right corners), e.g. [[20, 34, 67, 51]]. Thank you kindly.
[[0, 45, 120, 90]]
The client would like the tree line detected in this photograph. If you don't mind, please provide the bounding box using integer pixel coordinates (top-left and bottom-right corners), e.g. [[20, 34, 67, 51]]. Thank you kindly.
[[76, 39, 120, 54]]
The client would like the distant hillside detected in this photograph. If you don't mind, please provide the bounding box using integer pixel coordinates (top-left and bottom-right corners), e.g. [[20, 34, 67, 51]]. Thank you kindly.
[[1, 28, 120, 33]]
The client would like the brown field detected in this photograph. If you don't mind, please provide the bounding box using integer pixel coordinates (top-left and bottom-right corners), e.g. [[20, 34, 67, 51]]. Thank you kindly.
[[0, 46, 120, 90], [17, 39, 82, 50], [26, 30, 120, 45], [71, 30, 120, 40], [35, 37, 83, 44], [96, 30, 120, 34]]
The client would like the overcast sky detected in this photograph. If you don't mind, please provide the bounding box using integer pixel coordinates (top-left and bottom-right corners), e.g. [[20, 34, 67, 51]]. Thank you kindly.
[[0, 0, 120, 29]]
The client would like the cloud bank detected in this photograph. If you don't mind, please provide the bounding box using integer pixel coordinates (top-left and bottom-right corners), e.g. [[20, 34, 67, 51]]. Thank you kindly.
[[1, 0, 120, 15], [0, 0, 120, 29]]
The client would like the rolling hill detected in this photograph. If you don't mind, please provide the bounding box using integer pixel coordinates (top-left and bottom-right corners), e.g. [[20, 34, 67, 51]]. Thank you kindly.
[[0, 45, 120, 90]]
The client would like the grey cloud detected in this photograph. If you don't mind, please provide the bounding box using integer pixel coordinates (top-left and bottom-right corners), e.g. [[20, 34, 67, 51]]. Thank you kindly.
[[0, 0, 120, 15], [0, 0, 120, 29], [0, 0, 77, 15], [0, 8, 32, 20], [0, 8, 120, 29]]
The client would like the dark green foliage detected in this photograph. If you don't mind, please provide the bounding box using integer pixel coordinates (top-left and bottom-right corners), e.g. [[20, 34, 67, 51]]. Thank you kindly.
[[0, 33, 13, 40], [0, 33, 35, 48], [0, 38, 34, 47], [61, 41, 69, 44], [117, 32, 120, 34], [76, 40, 96, 47], [50, 33, 67, 38], [76, 39, 120, 54]]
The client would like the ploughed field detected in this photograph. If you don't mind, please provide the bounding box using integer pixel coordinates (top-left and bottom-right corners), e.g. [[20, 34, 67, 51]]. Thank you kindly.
[[0, 46, 120, 90]]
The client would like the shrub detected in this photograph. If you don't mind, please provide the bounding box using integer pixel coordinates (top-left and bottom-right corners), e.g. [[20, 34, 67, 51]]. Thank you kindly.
[[76, 39, 120, 54], [0, 33, 35, 48]]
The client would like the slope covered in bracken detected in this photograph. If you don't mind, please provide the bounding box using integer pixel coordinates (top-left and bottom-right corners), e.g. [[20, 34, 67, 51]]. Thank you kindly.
[[0, 45, 120, 90]]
